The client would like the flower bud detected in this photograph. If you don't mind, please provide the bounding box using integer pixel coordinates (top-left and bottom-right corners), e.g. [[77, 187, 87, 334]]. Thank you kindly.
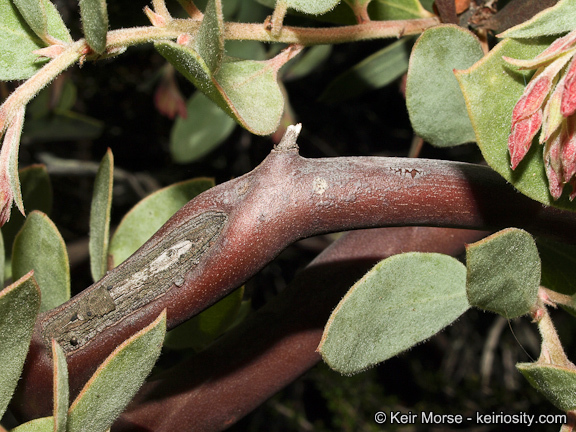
[[509, 110, 542, 169], [543, 130, 564, 199], [561, 55, 576, 117], [154, 66, 187, 119]]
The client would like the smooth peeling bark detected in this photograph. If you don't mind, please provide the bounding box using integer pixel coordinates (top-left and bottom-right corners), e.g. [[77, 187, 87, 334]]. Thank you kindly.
[[14, 138, 576, 419], [114, 227, 487, 431]]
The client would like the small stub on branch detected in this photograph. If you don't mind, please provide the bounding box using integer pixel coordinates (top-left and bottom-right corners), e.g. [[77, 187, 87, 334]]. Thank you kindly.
[[275, 123, 302, 152]]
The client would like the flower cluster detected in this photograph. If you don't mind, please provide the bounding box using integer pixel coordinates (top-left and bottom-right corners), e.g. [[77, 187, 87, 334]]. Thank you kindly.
[[505, 29, 576, 200]]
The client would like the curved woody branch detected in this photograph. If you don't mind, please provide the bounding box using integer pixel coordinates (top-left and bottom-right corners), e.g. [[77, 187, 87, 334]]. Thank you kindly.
[[116, 226, 487, 431], [13, 126, 576, 419]]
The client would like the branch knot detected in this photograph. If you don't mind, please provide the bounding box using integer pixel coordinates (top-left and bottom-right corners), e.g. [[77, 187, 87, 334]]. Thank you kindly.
[[275, 124, 301, 152]]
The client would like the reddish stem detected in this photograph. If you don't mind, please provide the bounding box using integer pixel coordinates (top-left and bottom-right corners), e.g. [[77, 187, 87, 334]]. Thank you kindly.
[[114, 227, 486, 431], [14, 143, 576, 419]]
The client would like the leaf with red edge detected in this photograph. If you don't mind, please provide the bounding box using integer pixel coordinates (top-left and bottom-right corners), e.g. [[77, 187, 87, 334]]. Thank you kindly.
[[498, 0, 576, 39], [155, 42, 302, 135], [67, 311, 166, 432], [0, 272, 40, 418], [52, 340, 68, 432]]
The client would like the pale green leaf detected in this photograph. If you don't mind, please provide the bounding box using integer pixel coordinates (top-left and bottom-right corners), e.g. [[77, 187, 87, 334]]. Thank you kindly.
[[319, 252, 469, 375], [196, 0, 224, 73], [466, 228, 540, 319], [67, 311, 166, 432], [455, 36, 576, 209], [0, 272, 40, 418], [286, 0, 340, 15], [52, 340, 68, 432], [170, 92, 236, 163], [0, 0, 70, 80], [0, 0, 46, 80], [517, 362, 576, 411], [109, 178, 214, 267], [251, 0, 432, 24], [41, 0, 71, 42], [156, 41, 295, 135], [214, 58, 286, 134], [224, 40, 267, 61], [165, 286, 244, 350], [499, 0, 576, 39], [2, 165, 53, 271], [322, 38, 411, 103], [406, 25, 484, 147], [89, 149, 113, 282], [9, 416, 53, 432], [79, 0, 108, 54], [12, 211, 70, 312], [12, 0, 47, 41], [368, 0, 433, 20]]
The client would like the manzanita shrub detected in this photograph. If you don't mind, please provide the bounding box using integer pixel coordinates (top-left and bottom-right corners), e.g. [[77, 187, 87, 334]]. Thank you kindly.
[[3, 0, 576, 430]]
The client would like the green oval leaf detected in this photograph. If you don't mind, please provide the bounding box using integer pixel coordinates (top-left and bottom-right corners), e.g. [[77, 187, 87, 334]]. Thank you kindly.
[[108, 178, 214, 267], [196, 0, 224, 73], [286, 0, 340, 15], [12, 0, 47, 42], [517, 362, 576, 411], [0, 272, 40, 418], [466, 228, 540, 319], [170, 92, 236, 164], [406, 25, 484, 147], [89, 149, 113, 282], [12, 210, 70, 312], [322, 38, 411, 103], [155, 41, 298, 135], [368, 0, 433, 20], [0, 0, 47, 80], [52, 340, 68, 432], [499, 0, 576, 39], [10, 416, 54, 432], [79, 0, 108, 54], [0, 0, 71, 80], [2, 165, 53, 275], [319, 252, 469, 375], [455, 36, 576, 209], [67, 311, 166, 432], [42, 0, 72, 42]]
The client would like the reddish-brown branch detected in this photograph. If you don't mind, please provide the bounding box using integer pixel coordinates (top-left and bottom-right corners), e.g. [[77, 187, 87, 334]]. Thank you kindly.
[[114, 227, 486, 431], [14, 139, 576, 419]]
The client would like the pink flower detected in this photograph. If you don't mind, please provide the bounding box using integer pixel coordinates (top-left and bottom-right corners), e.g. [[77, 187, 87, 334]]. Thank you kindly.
[[154, 65, 188, 120], [505, 28, 576, 199]]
